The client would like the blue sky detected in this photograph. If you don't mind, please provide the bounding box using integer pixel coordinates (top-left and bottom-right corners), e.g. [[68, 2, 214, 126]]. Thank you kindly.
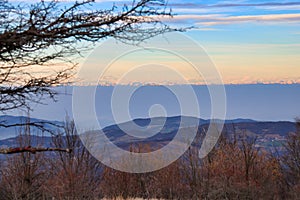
[[13, 0, 300, 84], [80, 0, 300, 85], [168, 0, 300, 84]]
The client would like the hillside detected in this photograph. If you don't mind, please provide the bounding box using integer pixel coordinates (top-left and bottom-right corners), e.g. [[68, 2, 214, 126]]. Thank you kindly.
[[0, 115, 295, 153]]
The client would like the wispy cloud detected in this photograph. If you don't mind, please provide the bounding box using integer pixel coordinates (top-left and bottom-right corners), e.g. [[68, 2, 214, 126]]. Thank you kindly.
[[167, 13, 300, 26], [167, 2, 300, 9], [168, 1, 300, 18], [258, 5, 300, 11], [193, 27, 224, 31], [198, 13, 300, 26]]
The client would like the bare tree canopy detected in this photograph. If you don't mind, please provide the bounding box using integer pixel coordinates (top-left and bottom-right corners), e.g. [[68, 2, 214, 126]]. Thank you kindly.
[[0, 0, 176, 114]]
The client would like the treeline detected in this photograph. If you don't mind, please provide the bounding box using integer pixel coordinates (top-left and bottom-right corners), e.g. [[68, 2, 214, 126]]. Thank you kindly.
[[0, 120, 299, 200]]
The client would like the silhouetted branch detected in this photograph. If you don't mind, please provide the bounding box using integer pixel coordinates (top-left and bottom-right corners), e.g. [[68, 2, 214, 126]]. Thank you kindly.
[[0, 146, 71, 154], [0, 0, 178, 113], [0, 121, 63, 135]]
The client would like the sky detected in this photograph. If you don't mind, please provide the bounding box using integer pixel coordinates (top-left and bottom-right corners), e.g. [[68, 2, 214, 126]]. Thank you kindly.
[[4, 0, 300, 122], [15, 84, 300, 124], [11, 0, 300, 85], [167, 0, 300, 85], [75, 0, 300, 85]]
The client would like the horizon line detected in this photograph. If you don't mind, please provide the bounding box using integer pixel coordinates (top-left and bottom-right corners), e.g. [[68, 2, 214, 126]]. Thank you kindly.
[[1, 114, 296, 124], [53, 82, 300, 87]]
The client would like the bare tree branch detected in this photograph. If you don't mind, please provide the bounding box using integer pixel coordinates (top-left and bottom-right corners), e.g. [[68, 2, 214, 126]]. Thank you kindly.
[[0, 146, 72, 154], [0, 0, 177, 115], [0, 120, 63, 135]]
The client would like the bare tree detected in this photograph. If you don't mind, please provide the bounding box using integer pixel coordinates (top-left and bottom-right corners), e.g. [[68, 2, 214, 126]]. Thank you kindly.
[[240, 135, 258, 188], [282, 119, 300, 198], [45, 118, 103, 199], [0, 0, 176, 126], [0, 123, 49, 199]]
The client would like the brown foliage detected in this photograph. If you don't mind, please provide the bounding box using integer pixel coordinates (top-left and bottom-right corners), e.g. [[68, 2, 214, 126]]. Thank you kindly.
[[281, 119, 300, 198], [100, 144, 189, 199]]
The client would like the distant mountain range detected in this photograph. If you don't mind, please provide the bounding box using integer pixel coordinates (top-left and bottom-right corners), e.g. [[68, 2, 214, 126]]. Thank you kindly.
[[0, 115, 297, 152], [100, 116, 296, 151], [103, 116, 295, 136]]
